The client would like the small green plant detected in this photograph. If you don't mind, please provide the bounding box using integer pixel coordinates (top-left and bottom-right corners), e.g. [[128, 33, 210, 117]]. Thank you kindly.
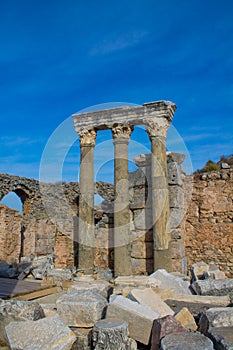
[[202, 160, 219, 172]]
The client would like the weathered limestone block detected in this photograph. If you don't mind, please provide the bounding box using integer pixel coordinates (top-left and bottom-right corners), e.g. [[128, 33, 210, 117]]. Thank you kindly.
[[133, 208, 152, 230], [149, 269, 191, 295], [67, 280, 112, 299], [113, 276, 161, 295], [164, 294, 230, 316], [208, 263, 226, 280], [106, 295, 160, 345], [167, 152, 185, 165], [174, 307, 197, 331], [57, 290, 108, 327], [167, 162, 183, 186], [190, 261, 209, 282], [5, 314, 76, 350], [170, 207, 185, 229], [160, 331, 214, 350], [130, 288, 174, 317], [129, 187, 147, 209], [151, 315, 186, 350], [131, 240, 153, 259], [47, 268, 73, 282], [192, 279, 233, 296], [199, 307, 233, 335], [70, 327, 92, 350], [0, 299, 45, 346], [208, 326, 233, 350], [169, 186, 184, 208], [92, 318, 129, 350], [131, 258, 154, 275]]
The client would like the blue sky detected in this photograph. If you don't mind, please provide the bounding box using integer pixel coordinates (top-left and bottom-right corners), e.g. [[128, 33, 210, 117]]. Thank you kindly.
[[1, 0, 233, 209]]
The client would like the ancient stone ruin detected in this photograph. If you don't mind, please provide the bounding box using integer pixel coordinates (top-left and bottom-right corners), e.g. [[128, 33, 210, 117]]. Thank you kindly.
[[0, 100, 233, 278], [0, 101, 233, 349]]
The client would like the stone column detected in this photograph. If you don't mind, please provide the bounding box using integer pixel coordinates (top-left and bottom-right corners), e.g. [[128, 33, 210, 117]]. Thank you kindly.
[[144, 118, 172, 271], [112, 124, 133, 276], [78, 128, 96, 272]]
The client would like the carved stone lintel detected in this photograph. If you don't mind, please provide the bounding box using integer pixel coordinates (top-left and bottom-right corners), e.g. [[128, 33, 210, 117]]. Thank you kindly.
[[111, 123, 134, 143], [78, 128, 96, 147], [143, 118, 170, 139]]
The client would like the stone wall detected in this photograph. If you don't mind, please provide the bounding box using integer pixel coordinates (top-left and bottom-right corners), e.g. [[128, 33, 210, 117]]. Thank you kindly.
[[0, 205, 22, 264], [184, 169, 233, 277], [0, 166, 232, 276]]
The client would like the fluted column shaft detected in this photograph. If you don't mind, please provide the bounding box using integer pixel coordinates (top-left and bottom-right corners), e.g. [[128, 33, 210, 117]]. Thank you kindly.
[[78, 128, 96, 272], [112, 124, 133, 276]]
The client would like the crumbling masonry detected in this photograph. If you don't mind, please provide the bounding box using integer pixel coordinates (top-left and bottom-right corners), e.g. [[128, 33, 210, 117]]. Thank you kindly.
[[0, 101, 232, 276]]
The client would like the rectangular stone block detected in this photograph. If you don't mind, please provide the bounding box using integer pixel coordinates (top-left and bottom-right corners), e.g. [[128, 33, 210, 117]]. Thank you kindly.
[[134, 209, 152, 230], [199, 307, 233, 335], [167, 162, 183, 186], [175, 307, 197, 331], [57, 290, 108, 327], [151, 315, 186, 350], [130, 288, 174, 317], [164, 294, 231, 316], [149, 269, 191, 295], [131, 257, 154, 275], [106, 295, 160, 345], [192, 278, 233, 296], [67, 280, 112, 299], [5, 314, 76, 350], [208, 326, 233, 350], [169, 186, 184, 208], [131, 241, 153, 259]]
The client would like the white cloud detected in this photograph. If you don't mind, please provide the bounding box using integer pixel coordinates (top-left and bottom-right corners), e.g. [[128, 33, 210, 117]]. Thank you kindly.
[[90, 30, 148, 55]]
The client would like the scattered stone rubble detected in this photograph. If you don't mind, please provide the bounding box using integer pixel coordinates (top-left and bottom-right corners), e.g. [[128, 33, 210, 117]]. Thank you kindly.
[[0, 261, 233, 349]]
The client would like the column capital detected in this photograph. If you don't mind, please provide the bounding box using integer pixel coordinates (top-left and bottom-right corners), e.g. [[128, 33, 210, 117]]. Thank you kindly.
[[143, 118, 170, 139], [78, 128, 96, 147], [111, 123, 134, 143]]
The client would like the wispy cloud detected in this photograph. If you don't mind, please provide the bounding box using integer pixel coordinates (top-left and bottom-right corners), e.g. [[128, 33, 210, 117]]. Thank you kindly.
[[90, 30, 148, 55], [0, 136, 44, 147]]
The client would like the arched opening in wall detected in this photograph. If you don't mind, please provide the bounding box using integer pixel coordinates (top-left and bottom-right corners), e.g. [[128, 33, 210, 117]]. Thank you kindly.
[[0, 191, 23, 214], [0, 191, 24, 263], [0, 189, 29, 261]]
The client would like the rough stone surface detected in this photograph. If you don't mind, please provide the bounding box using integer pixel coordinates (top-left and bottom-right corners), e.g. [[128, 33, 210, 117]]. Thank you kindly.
[[5, 314, 76, 350], [192, 279, 233, 296], [67, 280, 112, 299], [130, 288, 174, 317], [47, 268, 73, 282], [70, 328, 92, 350], [92, 318, 129, 350], [208, 326, 233, 350], [151, 315, 186, 350], [190, 261, 210, 282], [57, 290, 108, 327], [199, 307, 233, 335], [174, 307, 197, 331], [0, 299, 45, 346], [149, 269, 191, 295], [1, 165, 233, 277], [164, 294, 230, 316], [160, 331, 214, 350], [0, 262, 18, 278], [185, 170, 233, 277], [106, 295, 160, 345], [114, 275, 161, 290]]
